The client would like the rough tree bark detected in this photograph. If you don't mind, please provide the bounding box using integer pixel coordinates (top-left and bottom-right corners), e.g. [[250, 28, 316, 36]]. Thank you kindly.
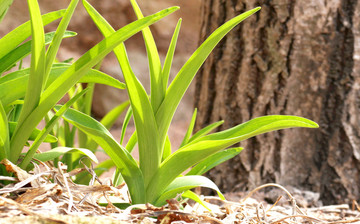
[[194, 0, 360, 204]]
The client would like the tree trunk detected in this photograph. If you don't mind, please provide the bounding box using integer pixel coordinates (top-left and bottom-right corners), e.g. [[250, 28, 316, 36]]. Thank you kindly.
[[194, 0, 360, 205]]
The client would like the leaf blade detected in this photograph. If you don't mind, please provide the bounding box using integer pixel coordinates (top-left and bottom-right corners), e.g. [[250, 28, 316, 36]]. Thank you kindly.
[[0, 66, 124, 106], [179, 108, 197, 147], [57, 107, 145, 204], [45, 0, 79, 82], [130, 0, 163, 112], [154, 175, 224, 206], [146, 115, 317, 202], [82, 0, 175, 187], [0, 31, 76, 74], [155, 7, 261, 149], [162, 18, 182, 92], [0, 10, 65, 59], [15, 0, 46, 132], [186, 147, 243, 176], [20, 88, 88, 169], [0, 101, 9, 160], [33, 146, 98, 163]]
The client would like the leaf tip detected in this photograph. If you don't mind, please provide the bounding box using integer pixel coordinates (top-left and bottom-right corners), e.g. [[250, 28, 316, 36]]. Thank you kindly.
[[169, 6, 180, 13], [308, 120, 319, 128]]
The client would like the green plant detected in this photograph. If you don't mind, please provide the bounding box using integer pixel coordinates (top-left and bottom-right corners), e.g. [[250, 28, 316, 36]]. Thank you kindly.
[[56, 0, 318, 207], [0, 0, 178, 172]]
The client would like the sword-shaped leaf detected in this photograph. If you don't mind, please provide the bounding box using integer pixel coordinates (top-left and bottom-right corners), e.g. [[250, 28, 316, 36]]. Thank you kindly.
[[0, 31, 76, 74], [0, 10, 65, 59], [9, 6, 178, 163], [33, 146, 98, 163], [56, 106, 145, 204], [146, 115, 318, 202], [155, 7, 261, 150], [154, 175, 224, 206], [0, 66, 124, 106], [186, 147, 243, 176]]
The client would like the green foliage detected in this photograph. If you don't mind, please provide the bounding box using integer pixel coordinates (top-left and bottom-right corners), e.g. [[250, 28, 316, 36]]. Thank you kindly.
[[0, 0, 177, 178], [77, 0, 318, 207], [0, 0, 319, 210]]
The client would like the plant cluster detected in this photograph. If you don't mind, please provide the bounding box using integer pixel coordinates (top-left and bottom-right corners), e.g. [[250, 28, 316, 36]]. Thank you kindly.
[[0, 0, 318, 208]]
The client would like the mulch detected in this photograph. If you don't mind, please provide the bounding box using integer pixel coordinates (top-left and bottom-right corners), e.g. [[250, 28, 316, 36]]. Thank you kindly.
[[0, 159, 359, 224]]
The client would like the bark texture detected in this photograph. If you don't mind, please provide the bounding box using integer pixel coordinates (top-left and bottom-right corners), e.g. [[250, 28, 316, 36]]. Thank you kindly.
[[194, 0, 360, 204]]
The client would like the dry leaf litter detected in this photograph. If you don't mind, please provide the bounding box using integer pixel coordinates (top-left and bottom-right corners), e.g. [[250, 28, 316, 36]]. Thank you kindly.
[[0, 159, 359, 224]]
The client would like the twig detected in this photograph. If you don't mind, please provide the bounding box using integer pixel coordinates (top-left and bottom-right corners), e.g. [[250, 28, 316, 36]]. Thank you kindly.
[[241, 183, 307, 216], [267, 195, 282, 212], [0, 171, 51, 194], [57, 162, 73, 213], [0, 176, 17, 181]]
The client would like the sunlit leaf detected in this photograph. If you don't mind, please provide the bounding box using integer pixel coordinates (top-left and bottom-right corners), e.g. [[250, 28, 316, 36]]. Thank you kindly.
[[0, 31, 76, 74], [186, 147, 243, 176], [8, 122, 57, 143], [20, 89, 87, 169], [0, 66, 124, 106], [0, 102, 9, 160], [155, 7, 261, 150], [154, 175, 224, 206], [146, 115, 318, 202], [56, 106, 145, 204], [34, 146, 98, 163], [0, 10, 65, 59], [179, 108, 197, 147]]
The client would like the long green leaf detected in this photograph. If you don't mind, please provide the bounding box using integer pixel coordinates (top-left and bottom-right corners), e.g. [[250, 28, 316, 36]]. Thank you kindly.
[[179, 108, 197, 147], [86, 100, 130, 150], [125, 131, 137, 152], [56, 107, 145, 204], [9, 6, 178, 163], [187, 120, 224, 144], [186, 147, 243, 176], [154, 175, 225, 206], [155, 7, 261, 150], [45, 0, 79, 84], [118, 44, 160, 189], [146, 115, 318, 202], [8, 122, 57, 143], [181, 190, 211, 211], [103, 102, 130, 130], [130, 0, 163, 112], [20, 89, 87, 169], [147, 139, 232, 202], [162, 135, 171, 161], [15, 0, 46, 135], [82, 0, 167, 187], [33, 146, 98, 163], [0, 101, 9, 160], [196, 115, 318, 142], [0, 10, 65, 60], [0, 66, 124, 106], [0, 31, 76, 74], [162, 18, 181, 92], [120, 106, 132, 145]]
